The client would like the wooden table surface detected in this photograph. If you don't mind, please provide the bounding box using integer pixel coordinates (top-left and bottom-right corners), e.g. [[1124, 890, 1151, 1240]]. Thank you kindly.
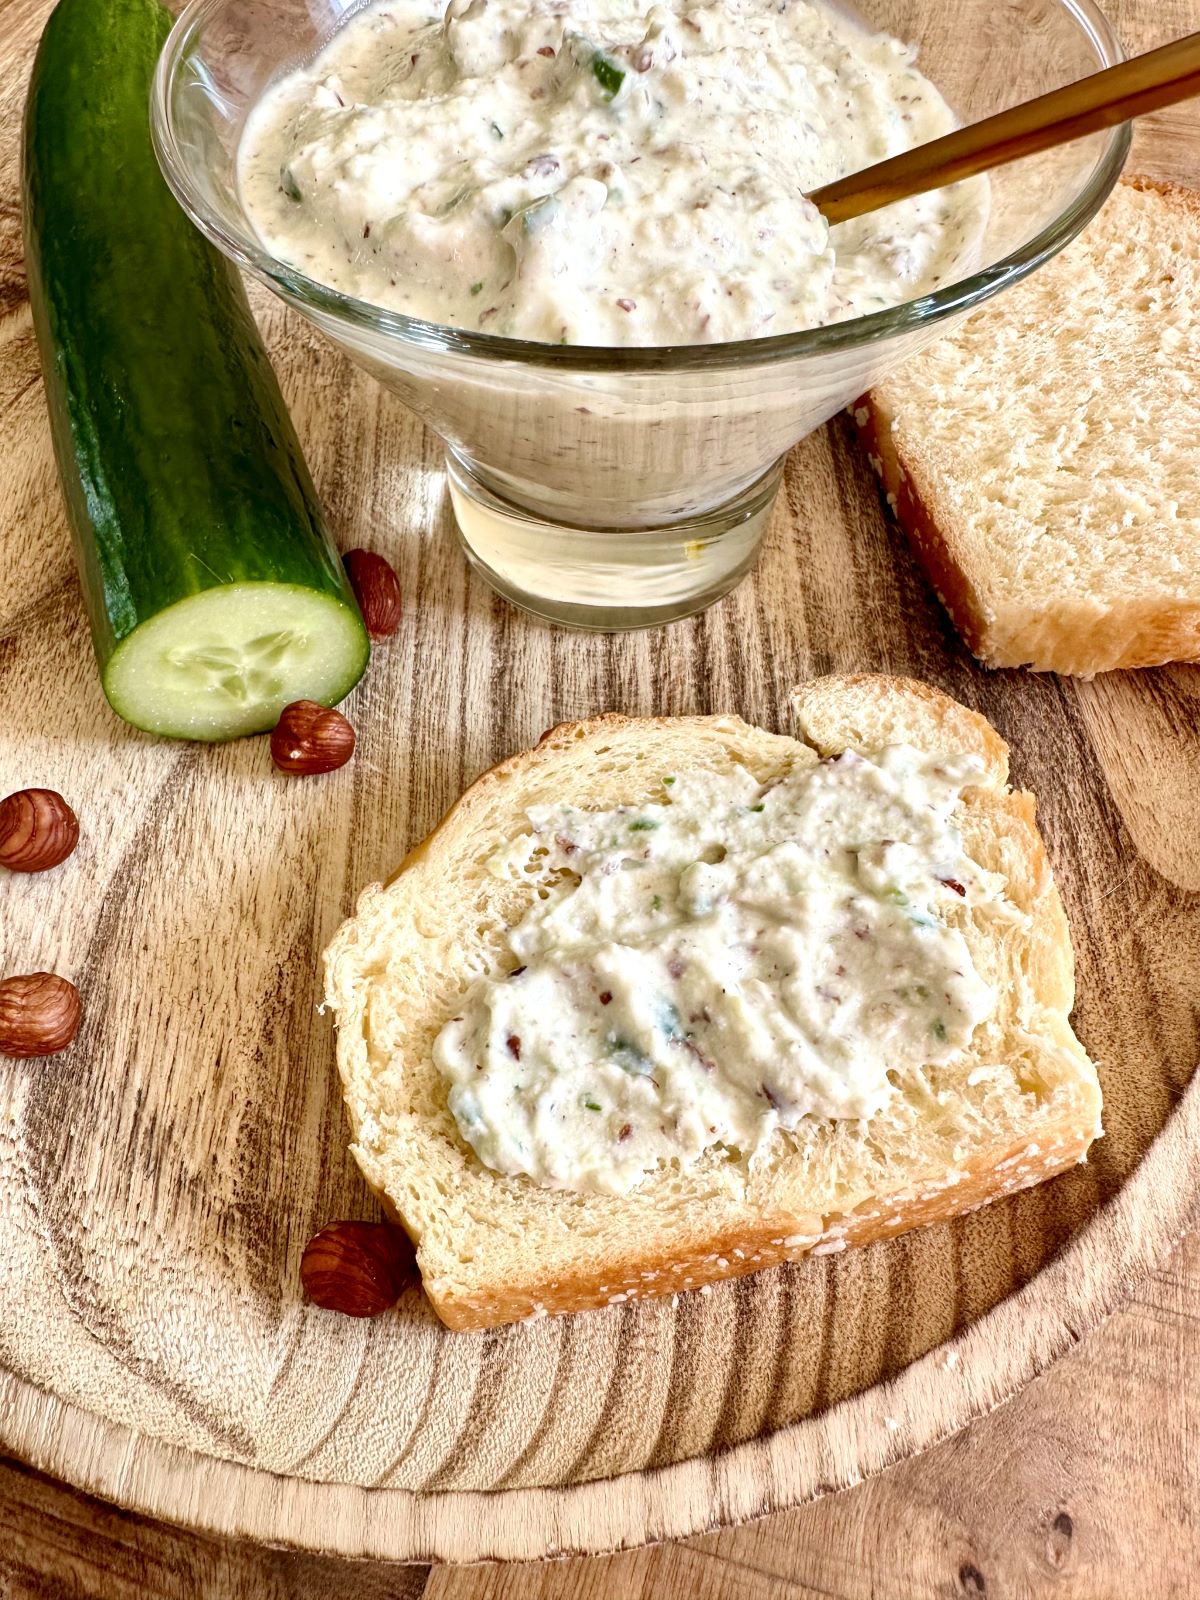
[[3, 0, 1199, 1593]]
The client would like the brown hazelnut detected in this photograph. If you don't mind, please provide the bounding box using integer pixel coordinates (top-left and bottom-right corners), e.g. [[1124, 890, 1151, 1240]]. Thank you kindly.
[[343, 548, 402, 638], [270, 701, 356, 775], [0, 789, 79, 873], [0, 972, 82, 1059], [300, 1220, 416, 1316]]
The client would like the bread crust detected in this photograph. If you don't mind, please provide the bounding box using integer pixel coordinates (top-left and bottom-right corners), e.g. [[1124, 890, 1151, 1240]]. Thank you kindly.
[[858, 175, 1200, 676], [419, 1113, 1094, 1330], [324, 678, 1101, 1330], [855, 393, 996, 660]]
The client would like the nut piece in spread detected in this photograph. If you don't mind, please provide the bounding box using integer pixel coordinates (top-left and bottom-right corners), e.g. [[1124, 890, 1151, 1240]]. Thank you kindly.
[[0, 972, 83, 1059], [300, 1220, 417, 1315], [0, 788, 79, 873], [343, 548, 403, 638], [271, 700, 356, 775]]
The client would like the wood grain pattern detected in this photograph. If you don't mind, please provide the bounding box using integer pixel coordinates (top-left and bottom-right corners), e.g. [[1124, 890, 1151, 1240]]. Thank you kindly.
[[1, 0, 1199, 1568], [2, 1229, 1199, 1595]]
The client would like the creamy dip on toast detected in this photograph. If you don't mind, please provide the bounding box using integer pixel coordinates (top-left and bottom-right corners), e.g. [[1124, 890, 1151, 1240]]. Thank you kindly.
[[434, 745, 1012, 1195]]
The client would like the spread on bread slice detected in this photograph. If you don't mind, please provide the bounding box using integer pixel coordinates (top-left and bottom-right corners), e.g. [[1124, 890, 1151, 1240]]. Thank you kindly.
[[323, 675, 1102, 1330]]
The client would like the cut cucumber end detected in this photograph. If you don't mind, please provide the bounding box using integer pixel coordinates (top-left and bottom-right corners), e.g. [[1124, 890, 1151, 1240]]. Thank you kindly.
[[103, 583, 370, 741]]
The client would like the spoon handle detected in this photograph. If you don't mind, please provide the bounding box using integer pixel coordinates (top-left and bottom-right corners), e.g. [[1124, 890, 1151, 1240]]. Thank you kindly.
[[810, 30, 1200, 226]]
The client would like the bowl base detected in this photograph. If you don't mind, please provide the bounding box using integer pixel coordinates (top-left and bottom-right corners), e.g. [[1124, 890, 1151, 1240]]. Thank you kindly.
[[446, 451, 783, 631]]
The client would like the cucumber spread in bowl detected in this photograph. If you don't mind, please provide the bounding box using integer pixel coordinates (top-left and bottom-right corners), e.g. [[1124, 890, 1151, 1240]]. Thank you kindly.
[[238, 0, 987, 345], [23, 0, 369, 741]]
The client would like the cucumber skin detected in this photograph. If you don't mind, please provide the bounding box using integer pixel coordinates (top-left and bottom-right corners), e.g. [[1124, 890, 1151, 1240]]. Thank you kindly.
[[22, 0, 368, 719]]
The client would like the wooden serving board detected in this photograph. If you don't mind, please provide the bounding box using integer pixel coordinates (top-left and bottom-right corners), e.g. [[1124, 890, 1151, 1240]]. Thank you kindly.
[[3, 0, 1200, 1565]]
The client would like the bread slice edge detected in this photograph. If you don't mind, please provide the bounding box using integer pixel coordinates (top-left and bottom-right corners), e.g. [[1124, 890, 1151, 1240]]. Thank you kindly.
[[859, 175, 1200, 676]]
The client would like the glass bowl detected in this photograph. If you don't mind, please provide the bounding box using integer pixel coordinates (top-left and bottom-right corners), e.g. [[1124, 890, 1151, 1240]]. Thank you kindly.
[[152, 0, 1129, 630]]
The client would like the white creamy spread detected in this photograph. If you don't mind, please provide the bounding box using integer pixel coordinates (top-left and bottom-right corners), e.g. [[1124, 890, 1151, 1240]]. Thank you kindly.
[[238, 0, 987, 344], [433, 745, 1007, 1195]]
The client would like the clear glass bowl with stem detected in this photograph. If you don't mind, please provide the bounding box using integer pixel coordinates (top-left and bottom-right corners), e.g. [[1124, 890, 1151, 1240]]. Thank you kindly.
[[152, 0, 1129, 630]]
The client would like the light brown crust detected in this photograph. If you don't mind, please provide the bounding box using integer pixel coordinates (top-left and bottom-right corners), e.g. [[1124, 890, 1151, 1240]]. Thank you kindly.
[[788, 671, 1009, 785], [856, 174, 1200, 676], [379, 711, 769, 892], [855, 392, 996, 662], [422, 1116, 1094, 1331]]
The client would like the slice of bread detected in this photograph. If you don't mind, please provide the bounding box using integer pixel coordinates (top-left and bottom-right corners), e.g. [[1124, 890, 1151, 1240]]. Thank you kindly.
[[859, 177, 1200, 676], [323, 676, 1102, 1330]]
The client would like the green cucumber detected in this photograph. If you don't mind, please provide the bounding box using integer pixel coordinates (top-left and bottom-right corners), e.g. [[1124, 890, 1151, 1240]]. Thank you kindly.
[[22, 0, 369, 741]]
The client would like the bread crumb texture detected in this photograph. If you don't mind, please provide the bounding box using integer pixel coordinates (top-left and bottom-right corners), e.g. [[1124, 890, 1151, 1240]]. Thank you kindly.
[[323, 678, 1102, 1329], [865, 178, 1200, 674]]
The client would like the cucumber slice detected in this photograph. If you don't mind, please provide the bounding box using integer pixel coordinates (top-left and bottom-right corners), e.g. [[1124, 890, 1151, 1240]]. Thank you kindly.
[[23, 0, 370, 742], [104, 585, 370, 741]]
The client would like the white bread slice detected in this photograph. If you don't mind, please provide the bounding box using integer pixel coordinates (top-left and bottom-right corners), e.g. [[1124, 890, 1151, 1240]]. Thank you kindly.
[[859, 177, 1200, 675], [323, 676, 1102, 1330]]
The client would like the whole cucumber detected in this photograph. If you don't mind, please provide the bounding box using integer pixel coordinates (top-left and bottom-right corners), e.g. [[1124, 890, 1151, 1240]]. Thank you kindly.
[[23, 0, 369, 740]]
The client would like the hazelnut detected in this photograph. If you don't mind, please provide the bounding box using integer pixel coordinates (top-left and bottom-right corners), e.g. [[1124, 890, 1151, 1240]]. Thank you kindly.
[[270, 701, 356, 775], [343, 548, 402, 638], [300, 1220, 416, 1316], [0, 789, 79, 873], [0, 972, 82, 1059]]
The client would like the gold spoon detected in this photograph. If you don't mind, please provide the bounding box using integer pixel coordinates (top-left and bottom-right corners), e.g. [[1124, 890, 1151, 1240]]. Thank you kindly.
[[809, 30, 1200, 226]]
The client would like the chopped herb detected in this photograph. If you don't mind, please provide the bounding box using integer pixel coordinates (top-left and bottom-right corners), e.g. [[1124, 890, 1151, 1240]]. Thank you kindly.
[[662, 775, 676, 787], [280, 167, 302, 203], [607, 1035, 653, 1074], [470, 281, 484, 295], [591, 52, 626, 98], [629, 817, 659, 832], [931, 1018, 948, 1042], [749, 803, 765, 813], [584, 1099, 602, 1112], [651, 894, 663, 911], [886, 888, 909, 906], [490, 121, 504, 139], [654, 999, 682, 1038]]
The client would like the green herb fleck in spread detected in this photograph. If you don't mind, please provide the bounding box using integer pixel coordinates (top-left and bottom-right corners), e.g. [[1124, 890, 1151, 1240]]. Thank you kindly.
[[590, 51, 625, 99]]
